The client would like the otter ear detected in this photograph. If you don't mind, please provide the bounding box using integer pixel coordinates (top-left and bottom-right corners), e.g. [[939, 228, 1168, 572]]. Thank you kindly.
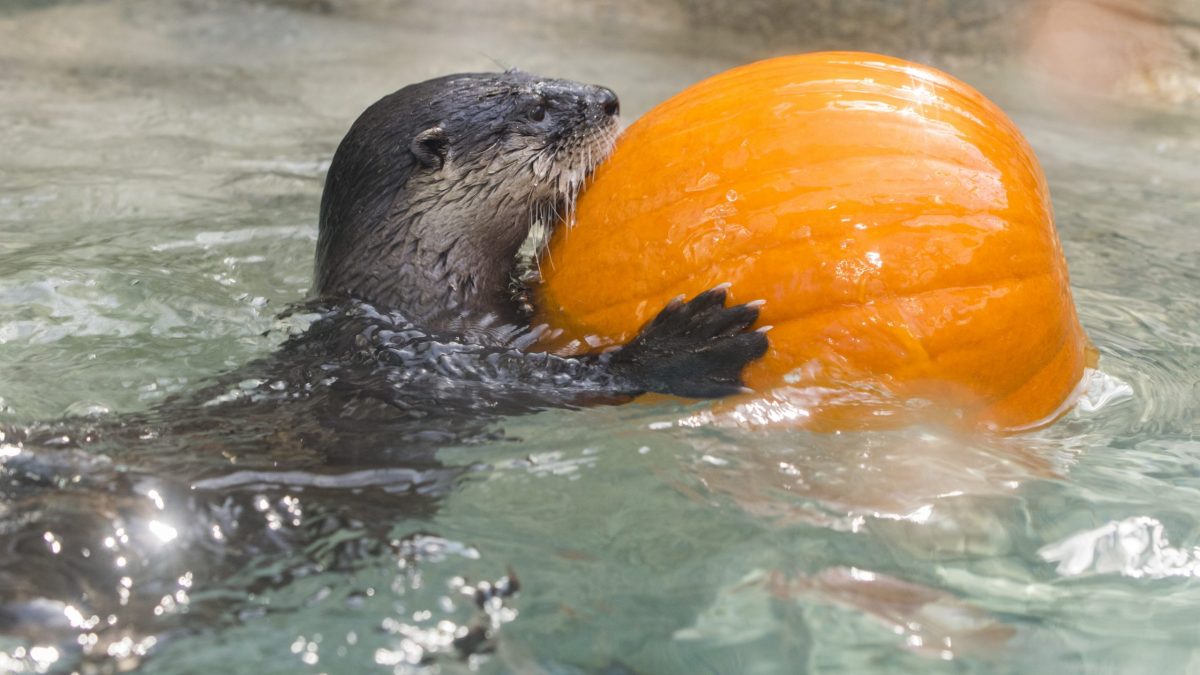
[[411, 126, 449, 170]]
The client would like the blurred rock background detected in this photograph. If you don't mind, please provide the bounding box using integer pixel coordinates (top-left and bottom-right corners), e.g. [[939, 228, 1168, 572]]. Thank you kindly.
[[6, 0, 1199, 107], [268, 0, 1200, 107]]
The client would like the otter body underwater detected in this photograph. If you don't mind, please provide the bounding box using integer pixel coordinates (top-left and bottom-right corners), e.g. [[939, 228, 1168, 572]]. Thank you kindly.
[[0, 71, 766, 666]]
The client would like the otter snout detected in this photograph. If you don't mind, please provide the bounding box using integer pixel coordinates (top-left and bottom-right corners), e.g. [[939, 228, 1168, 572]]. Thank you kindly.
[[540, 78, 620, 125], [579, 85, 619, 123], [594, 87, 620, 118]]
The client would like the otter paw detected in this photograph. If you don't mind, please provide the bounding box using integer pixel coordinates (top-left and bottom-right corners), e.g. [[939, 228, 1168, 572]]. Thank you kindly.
[[610, 287, 769, 398]]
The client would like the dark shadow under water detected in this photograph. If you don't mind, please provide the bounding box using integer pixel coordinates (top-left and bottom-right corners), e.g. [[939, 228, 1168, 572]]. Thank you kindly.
[[0, 300, 637, 672]]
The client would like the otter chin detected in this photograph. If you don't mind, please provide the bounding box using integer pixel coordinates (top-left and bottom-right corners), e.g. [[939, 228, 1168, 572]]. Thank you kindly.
[[315, 70, 621, 328]]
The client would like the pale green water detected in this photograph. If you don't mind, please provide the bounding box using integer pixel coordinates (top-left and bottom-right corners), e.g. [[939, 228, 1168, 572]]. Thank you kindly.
[[1, 1, 1199, 674]]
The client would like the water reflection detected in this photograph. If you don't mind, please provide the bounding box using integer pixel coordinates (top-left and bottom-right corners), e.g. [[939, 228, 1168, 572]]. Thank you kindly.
[[1042, 514, 1200, 579]]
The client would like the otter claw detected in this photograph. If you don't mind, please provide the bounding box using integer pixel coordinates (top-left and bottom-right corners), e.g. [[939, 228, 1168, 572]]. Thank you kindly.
[[609, 287, 769, 399]]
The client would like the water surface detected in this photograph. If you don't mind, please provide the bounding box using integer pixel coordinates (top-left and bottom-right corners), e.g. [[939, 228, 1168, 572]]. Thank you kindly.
[[1, 1, 1198, 673]]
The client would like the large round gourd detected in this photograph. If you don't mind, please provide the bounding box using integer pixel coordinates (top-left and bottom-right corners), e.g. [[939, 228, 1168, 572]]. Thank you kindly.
[[536, 52, 1092, 431]]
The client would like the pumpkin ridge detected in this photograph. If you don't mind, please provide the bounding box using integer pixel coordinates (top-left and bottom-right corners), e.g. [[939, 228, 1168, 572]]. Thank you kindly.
[[745, 274, 1067, 408], [636, 54, 1021, 137], [984, 332, 1085, 428], [547, 199, 1033, 313], [551, 150, 1025, 286], [570, 268, 1052, 351], [641, 90, 1013, 151], [551, 215, 1051, 328]]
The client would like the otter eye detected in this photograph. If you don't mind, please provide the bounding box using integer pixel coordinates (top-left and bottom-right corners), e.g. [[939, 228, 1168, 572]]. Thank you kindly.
[[528, 104, 546, 122]]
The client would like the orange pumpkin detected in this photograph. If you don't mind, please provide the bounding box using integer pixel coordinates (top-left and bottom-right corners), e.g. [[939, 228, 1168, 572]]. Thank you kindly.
[[536, 52, 1093, 431]]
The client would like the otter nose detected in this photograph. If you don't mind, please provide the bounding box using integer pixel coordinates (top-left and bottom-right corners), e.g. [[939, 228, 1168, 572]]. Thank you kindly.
[[595, 87, 620, 118]]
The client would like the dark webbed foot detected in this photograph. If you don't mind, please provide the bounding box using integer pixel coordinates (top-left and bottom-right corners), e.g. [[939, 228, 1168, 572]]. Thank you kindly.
[[609, 287, 769, 398]]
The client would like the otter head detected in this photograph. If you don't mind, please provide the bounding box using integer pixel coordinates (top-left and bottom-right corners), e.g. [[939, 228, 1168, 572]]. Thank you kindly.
[[314, 70, 620, 325]]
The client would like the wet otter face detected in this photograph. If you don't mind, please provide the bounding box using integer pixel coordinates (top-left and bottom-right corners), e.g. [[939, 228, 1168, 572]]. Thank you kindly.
[[428, 71, 621, 247], [315, 70, 620, 321]]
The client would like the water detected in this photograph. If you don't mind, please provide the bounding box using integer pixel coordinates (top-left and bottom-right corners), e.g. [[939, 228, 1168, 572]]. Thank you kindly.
[[1, 0, 1198, 673]]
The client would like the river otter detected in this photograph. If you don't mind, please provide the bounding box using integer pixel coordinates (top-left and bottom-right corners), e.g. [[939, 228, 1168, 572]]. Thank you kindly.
[[0, 70, 767, 669], [309, 69, 767, 399]]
